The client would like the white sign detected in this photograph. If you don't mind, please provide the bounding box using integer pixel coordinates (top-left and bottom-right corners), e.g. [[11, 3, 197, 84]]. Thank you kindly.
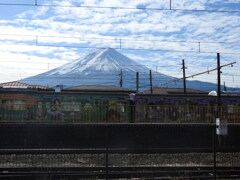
[[216, 118, 228, 135]]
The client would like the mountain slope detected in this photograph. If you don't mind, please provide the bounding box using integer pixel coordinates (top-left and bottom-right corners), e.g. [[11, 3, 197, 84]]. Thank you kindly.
[[46, 48, 149, 74], [21, 48, 219, 92]]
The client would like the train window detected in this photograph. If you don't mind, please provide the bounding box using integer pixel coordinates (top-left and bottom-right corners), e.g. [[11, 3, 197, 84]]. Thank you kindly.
[[2, 100, 12, 110], [38, 102, 42, 108], [63, 102, 82, 112], [13, 100, 26, 110], [228, 105, 234, 113], [136, 103, 145, 113], [74, 102, 81, 112], [116, 103, 124, 113], [178, 103, 186, 113], [46, 102, 50, 109], [62, 102, 71, 111], [3, 100, 26, 110]]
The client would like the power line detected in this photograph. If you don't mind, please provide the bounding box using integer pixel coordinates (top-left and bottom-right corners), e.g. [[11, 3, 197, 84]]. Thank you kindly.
[[0, 71, 185, 77], [3, 78, 237, 89], [1, 34, 239, 54], [158, 61, 237, 86], [0, 2, 239, 13], [0, 34, 239, 44], [1, 66, 239, 78], [0, 42, 239, 55], [2, 60, 239, 68], [1, 75, 239, 84], [121, 47, 240, 55]]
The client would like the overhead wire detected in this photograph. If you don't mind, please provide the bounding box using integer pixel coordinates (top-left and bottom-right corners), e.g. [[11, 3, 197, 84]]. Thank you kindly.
[[3, 77, 236, 89], [157, 61, 237, 87], [0, 33, 239, 44], [1, 35, 239, 56], [0, 2, 239, 13], [1, 68, 237, 78], [0, 42, 239, 55], [2, 60, 239, 68], [0, 60, 184, 68]]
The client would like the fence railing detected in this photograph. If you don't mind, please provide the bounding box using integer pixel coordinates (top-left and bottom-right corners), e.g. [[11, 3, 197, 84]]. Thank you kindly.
[[0, 104, 240, 123]]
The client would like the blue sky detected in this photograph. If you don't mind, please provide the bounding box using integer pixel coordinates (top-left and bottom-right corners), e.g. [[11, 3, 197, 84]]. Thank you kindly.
[[0, 0, 239, 88]]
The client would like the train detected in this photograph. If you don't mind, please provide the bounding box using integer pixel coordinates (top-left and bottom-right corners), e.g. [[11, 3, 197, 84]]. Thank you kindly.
[[0, 88, 240, 123]]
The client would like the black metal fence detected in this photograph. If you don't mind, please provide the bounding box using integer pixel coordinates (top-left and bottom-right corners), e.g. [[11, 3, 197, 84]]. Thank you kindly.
[[0, 123, 240, 179]]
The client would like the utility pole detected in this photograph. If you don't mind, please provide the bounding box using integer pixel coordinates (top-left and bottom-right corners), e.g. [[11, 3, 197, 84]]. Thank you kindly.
[[150, 70, 153, 94], [213, 52, 221, 180], [217, 53, 221, 105], [120, 70, 123, 87], [182, 59, 186, 94], [136, 72, 139, 93]]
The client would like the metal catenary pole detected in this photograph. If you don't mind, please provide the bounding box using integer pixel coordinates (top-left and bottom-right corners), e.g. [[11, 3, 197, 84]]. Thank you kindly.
[[136, 72, 139, 93], [150, 70, 153, 94], [182, 59, 186, 94], [120, 69, 123, 87]]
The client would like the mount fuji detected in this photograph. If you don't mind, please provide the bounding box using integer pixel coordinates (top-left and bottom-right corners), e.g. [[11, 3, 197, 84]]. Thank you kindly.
[[21, 48, 220, 92]]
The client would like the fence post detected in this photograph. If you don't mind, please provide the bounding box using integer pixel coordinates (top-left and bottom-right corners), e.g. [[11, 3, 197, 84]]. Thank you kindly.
[[213, 123, 216, 180], [105, 123, 109, 180]]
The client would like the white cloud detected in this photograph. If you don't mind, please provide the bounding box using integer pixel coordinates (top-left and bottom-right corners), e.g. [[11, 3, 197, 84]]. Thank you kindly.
[[17, 6, 49, 18], [0, 50, 69, 83], [172, 0, 207, 10]]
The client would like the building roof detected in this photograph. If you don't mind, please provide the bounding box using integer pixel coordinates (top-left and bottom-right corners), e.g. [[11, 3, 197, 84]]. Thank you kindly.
[[142, 88, 206, 94], [64, 85, 135, 93], [0, 81, 52, 90]]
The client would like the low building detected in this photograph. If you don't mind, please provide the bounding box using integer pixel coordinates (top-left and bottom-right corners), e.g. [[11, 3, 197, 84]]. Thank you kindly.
[[63, 85, 135, 94], [142, 87, 206, 95], [0, 81, 53, 91]]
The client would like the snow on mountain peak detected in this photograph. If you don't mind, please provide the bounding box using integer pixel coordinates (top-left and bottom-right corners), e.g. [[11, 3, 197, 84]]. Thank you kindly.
[[47, 48, 149, 75]]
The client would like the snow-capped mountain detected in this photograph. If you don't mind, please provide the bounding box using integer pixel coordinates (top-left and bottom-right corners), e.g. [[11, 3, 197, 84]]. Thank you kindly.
[[21, 48, 220, 92], [47, 48, 149, 74]]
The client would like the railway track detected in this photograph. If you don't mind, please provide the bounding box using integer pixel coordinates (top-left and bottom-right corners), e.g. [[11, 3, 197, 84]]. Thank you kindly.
[[0, 148, 240, 179], [1, 166, 240, 179]]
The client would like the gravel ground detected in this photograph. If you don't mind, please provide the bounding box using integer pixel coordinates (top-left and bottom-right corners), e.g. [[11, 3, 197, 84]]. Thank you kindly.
[[0, 152, 239, 168]]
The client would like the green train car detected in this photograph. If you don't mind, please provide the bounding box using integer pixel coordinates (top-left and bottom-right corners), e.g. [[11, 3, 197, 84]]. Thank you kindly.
[[0, 90, 131, 123]]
